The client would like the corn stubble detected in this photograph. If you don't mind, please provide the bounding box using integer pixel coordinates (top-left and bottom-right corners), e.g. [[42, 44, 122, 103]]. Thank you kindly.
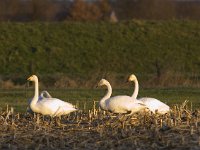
[[0, 101, 199, 149]]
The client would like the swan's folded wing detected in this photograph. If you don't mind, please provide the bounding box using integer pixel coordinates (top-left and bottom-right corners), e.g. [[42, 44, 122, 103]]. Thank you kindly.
[[139, 97, 170, 114], [44, 98, 75, 107], [36, 98, 76, 115], [53, 106, 77, 116], [107, 96, 146, 113]]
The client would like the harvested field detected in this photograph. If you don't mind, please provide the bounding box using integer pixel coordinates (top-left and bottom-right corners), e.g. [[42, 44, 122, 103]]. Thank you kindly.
[[0, 101, 200, 150]]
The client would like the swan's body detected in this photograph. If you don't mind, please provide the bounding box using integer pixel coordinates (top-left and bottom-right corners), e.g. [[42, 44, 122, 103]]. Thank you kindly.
[[27, 75, 77, 116], [98, 79, 146, 114], [105, 96, 146, 114], [128, 74, 170, 114], [138, 97, 170, 114], [27, 91, 52, 113], [30, 98, 77, 116]]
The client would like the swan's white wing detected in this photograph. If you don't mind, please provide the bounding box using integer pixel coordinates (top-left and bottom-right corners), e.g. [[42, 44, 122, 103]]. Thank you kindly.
[[44, 98, 75, 107], [139, 97, 170, 114], [35, 98, 77, 116], [53, 105, 77, 116], [106, 96, 146, 114]]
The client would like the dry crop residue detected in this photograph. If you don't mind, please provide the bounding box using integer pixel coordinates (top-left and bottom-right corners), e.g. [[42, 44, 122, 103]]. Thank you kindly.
[[0, 101, 200, 150]]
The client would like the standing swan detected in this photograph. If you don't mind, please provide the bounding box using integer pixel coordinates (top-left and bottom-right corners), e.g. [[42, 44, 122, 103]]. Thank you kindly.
[[27, 75, 77, 116], [97, 79, 146, 114], [128, 74, 170, 114]]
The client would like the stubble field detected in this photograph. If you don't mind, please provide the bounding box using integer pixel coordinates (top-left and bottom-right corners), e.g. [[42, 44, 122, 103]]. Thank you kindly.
[[0, 88, 200, 149]]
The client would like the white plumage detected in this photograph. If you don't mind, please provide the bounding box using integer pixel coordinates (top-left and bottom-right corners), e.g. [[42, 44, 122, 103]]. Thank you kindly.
[[27, 75, 77, 116], [128, 74, 170, 114], [27, 90, 52, 113], [138, 97, 170, 114], [98, 79, 146, 114]]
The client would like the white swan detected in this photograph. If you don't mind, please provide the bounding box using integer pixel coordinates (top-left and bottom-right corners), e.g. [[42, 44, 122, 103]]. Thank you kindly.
[[97, 79, 146, 114], [128, 74, 170, 114], [27, 90, 52, 113], [27, 75, 77, 116]]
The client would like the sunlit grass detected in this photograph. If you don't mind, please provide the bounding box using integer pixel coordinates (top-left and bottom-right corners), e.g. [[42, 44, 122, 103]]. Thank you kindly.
[[0, 88, 199, 112]]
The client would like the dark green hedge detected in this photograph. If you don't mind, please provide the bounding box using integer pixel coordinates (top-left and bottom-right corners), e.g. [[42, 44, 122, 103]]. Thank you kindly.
[[0, 20, 200, 81]]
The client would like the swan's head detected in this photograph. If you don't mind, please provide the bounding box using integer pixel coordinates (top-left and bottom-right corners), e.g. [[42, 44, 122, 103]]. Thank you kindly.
[[128, 74, 137, 82], [27, 75, 38, 82], [97, 79, 109, 87]]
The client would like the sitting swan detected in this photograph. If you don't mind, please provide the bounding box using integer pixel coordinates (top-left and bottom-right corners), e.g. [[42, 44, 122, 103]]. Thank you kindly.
[[27, 90, 52, 113], [27, 75, 77, 116], [97, 79, 146, 114], [127, 74, 170, 114]]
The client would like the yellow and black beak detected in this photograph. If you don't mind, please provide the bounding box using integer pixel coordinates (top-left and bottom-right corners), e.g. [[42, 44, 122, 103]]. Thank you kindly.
[[27, 76, 32, 81], [96, 81, 102, 88]]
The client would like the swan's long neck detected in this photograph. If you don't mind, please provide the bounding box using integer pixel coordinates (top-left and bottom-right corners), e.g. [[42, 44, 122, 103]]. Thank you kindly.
[[30, 78, 39, 111], [131, 79, 139, 99], [99, 82, 112, 110]]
